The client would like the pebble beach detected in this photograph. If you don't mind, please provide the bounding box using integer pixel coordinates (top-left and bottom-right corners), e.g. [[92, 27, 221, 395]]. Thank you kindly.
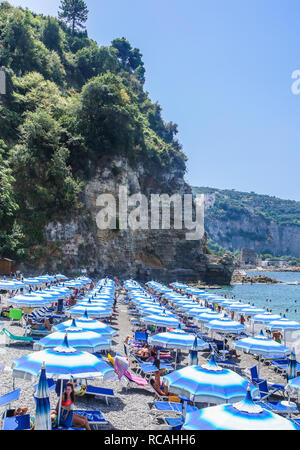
[[0, 283, 298, 431]]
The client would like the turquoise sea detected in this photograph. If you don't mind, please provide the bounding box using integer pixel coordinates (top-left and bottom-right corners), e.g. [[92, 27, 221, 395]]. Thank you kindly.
[[210, 271, 300, 322]]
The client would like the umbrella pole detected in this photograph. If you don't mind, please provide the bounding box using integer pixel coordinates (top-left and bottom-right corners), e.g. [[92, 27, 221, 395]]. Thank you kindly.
[[175, 349, 178, 370], [258, 355, 261, 378], [57, 379, 63, 427]]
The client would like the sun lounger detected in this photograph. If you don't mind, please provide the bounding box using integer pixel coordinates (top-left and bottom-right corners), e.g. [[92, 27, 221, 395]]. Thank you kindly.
[[271, 359, 300, 375], [151, 401, 197, 417], [29, 327, 52, 337], [85, 386, 115, 405], [122, 370, 148, 391], [0, 328, 33, 345], [164, 416, 183, 430], [248, 367, 285, 394], [73, 410, 108, 428], [130, 353, 173, 376], [0, 389, 21, 411], [2, 414, 31, 430], [256, 380, 286, 400], [256, 400, 298, 415]]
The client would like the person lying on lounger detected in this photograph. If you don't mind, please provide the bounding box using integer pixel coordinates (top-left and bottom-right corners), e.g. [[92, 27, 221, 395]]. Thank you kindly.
[[134, 343, 153, 361], [27, 318, 52, 331]]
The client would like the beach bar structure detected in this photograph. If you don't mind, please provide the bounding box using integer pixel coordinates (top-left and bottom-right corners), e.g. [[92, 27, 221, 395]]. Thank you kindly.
[[0, 258, 17, 276]]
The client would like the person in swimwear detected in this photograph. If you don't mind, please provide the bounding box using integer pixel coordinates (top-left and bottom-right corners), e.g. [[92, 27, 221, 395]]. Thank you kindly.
[[56, 383, 91, 430]]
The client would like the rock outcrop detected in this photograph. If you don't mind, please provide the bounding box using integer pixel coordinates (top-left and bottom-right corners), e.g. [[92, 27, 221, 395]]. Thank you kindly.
[[19, 156, 234, 284]]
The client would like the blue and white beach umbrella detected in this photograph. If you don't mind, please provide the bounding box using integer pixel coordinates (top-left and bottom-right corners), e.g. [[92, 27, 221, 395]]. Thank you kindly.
[[7, 294, 52, 308], [148, 330, 208, 351], [185, 307, 211, 318], [142, 313, 179, 329], [163, 355, 259, 404], [205, 318, 246, 335], [233, 330, 290, 376], [225, 302, 253, 311], [34, 363, 52, 430], [53, 316, 117, 337], [12, 334, 115, 381], [267, 318, 300, 332], [267, 318, 300, 346], [182, 386, 297, 430], [33, 328, 111, 353], [196, 312, 223, 331], [68, 304, 112, 318], [251, 313, 282, 324], [239, 307, 266, 316], [149, 331, 208, 369]]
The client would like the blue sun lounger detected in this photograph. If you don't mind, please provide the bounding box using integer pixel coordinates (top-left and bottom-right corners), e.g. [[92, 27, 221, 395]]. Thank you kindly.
[[256, 400, 298, 415], [164, 416, 183, 430], [73, 410, 108, 429], [0, 388, 21, 410], [271, 359, 300, 375], [152, 401, 197, 417], [85, 385, 115, 405], [2, 414, 31, 430]]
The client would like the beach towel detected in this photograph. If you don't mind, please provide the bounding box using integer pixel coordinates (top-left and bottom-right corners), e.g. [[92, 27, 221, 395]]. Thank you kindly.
[[107, 353, 115, 367], [124, 370, 148, 386], [114, 355, 129, 380]]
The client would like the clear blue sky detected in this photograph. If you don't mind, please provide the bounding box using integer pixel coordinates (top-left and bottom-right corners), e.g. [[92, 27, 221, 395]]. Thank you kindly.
[[9, 0, 300, 200]]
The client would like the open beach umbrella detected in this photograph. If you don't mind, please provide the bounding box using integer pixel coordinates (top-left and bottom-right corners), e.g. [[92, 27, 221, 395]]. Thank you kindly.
[[141, 312, 179, 329], [233, 330, 291, 376], [33, 327, 111, 353], [196, 312, 223, 324], [205, 318, 246, 356], [12, 334, 115, 426], [34, 363, 51, 430], [149, 330, 208, 369], [225, 302, 253, 311], [68, 304, 112, 318], [238, 307, 266, 316], [7, 294, 52, 308], [55, 274, 68, 281], [184, 307, 211, 318], [182, 386, 297, 430], [205, 318, 245, 335], [163, 354, 259, 404], [267, 319, 300, 346], [12, 334, 115, 381], [249, 313, 282, 336], [251, 313, 282, 324], [53, 315, 117, 338]]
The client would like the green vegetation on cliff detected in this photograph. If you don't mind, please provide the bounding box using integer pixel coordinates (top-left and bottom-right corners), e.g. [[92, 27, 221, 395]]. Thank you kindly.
[[0, 1, 187, 261], [193, 186, 300, 227]]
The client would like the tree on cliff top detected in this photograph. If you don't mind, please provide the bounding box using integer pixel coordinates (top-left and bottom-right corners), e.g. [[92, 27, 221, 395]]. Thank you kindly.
[[58, 0, 88, 35]]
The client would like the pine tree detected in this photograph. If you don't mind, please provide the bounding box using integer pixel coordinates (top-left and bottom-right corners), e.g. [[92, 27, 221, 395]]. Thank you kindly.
[[58, 0, 88, 35]]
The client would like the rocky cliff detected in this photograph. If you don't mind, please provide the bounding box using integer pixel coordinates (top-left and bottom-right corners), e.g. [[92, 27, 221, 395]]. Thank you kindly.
[[193, 188, 300, 258], [19, 157, 234, 284]]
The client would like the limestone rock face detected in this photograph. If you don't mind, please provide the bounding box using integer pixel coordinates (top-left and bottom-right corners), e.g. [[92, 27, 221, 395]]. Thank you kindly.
[[21, 156, 233, 284]]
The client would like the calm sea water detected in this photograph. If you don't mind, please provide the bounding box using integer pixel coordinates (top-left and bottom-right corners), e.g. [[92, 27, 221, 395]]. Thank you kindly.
[[210, 271, 300, 322]]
